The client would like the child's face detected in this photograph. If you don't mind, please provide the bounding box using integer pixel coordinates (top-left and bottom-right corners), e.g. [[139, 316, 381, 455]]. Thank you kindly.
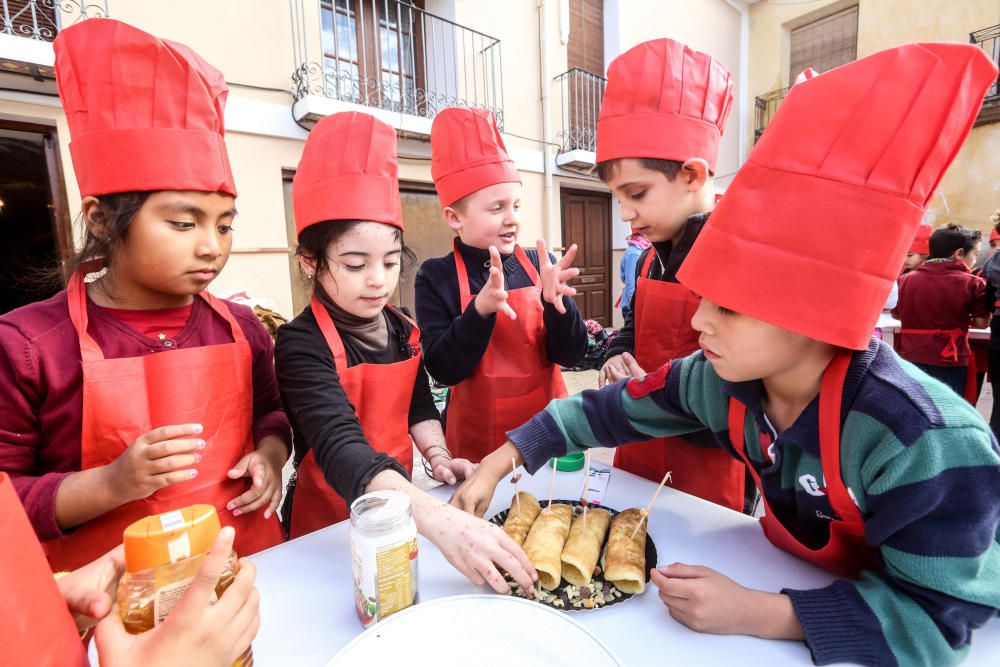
[[691, 297, 828, 383], [445, 181, 523, 254], [902, 252, 927, 271], [307, 221, 401, 319], [106, 190, 236, 305], [604, 159, 705, 244]]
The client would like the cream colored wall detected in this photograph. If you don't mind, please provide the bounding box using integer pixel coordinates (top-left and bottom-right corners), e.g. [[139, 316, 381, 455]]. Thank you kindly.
[[609, 0, 744, 185], [747, 0, 1000, 239]]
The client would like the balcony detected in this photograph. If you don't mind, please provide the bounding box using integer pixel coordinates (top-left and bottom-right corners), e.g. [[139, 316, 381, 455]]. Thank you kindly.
[[971, 24, 999, 126], [553, 67, 606, 171], [290, 0, 503, 136], [0, 1, 107, 82], [753, 86, 788, 144]]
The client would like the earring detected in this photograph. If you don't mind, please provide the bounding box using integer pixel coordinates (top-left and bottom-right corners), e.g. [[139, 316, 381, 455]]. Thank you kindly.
[[306, 272, 314, 279]]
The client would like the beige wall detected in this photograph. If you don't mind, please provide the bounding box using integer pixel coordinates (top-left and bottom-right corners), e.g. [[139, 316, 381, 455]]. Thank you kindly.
[[747, 0, 1000, 239]]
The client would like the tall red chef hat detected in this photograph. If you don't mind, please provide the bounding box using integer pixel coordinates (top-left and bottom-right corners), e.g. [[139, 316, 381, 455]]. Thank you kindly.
[[677, 42, 998, 350], [430, 107, 520, 207], [54, 19, 235, 198], [909, 225, 932, 255], [596, 38, 734, 174], [293, 112, 402, 236]]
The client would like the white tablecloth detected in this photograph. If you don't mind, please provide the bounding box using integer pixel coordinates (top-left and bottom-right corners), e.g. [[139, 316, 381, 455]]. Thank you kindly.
[[249, 466, 1000, 666]]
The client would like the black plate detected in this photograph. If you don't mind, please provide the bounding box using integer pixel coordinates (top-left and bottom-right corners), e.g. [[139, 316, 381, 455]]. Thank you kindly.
[[487, 499, 657, 612]]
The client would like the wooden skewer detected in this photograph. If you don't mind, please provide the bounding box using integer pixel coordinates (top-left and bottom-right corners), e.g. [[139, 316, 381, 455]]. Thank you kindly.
[[512, 457, 521, 514], [580, 450, 591, 526], [547, 457, 558, 508], [631, 470, 672, 539]]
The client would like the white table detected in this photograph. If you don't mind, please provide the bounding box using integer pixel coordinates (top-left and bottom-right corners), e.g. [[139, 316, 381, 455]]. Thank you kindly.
[[876, 313, 991, 343], [250, 466, 1000, 666]]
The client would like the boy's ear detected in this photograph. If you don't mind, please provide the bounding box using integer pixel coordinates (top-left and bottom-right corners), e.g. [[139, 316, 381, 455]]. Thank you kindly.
[[680, 158, 711, 192], [443, 206, 463, 232], [80, 196, 108, 241]]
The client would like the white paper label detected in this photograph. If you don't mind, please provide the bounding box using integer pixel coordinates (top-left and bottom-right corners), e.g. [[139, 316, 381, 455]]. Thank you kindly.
[[159, 510, 185, 533], [584, 464, 611, 506]]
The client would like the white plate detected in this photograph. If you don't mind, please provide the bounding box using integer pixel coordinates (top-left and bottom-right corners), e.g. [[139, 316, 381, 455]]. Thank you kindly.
[[328, 594, 623, 666]]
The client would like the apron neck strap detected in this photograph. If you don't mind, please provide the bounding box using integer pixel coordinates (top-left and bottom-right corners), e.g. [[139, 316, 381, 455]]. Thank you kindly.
[[727, 349, 858, 518], [640, 248, 657, 277], [453, 238, 540, 301], [310, 298, 420, 371], [67, 268, 245, 362]]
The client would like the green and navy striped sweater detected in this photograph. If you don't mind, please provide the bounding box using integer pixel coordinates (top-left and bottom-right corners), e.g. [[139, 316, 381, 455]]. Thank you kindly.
[[509, 339, 1000, 666]]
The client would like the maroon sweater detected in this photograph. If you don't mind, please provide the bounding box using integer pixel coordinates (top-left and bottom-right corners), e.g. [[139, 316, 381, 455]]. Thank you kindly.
[[893, 260, 988, 366], [0, 290, 291, 541]]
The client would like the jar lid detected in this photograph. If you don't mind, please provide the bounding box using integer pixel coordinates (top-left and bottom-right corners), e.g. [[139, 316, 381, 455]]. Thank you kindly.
[[549, 452, 585, 472], [350, 490, 412, 534], [122, 504, 221, 573]]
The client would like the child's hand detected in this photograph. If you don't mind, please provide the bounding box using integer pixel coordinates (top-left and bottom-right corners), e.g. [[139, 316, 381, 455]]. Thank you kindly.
[[56, 544, 125, 632], [474, 246, 517, 320], [94, 527, 260, 667], [226, 437, 287, 519], [429, 456, 477, 486], [449, 446, 510, 517], [536, 239, 579, 315], [598, 352, 646, 387], [651, 564, 802, 639], [107, 424, 204, 504]]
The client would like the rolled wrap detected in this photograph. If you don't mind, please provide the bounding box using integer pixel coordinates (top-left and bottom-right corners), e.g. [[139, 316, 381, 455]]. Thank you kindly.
[[603, 508, 647, 594], [560, 507, 611, 587], [522, 503, 573, 590], [501, 492, 541, 545]]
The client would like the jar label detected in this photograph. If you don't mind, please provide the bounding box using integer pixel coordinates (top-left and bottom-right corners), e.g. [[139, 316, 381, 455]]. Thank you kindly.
[[351, 534, 419, 628]]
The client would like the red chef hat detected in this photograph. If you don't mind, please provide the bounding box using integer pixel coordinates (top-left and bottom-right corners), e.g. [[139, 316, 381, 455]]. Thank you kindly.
[[293, 112, 402, 236], [677, 42, 998, 350], [430, 107, 520, 207], [909, 225, 932, 255], [596, 38, 734, 173], [54, 19, 235, 198]]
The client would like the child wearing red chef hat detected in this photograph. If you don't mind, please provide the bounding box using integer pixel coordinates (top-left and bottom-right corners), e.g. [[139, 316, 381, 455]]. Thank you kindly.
[[452, 42, 1000, 666], [275, 111, 535, 593], [413, 107, 588, 463], [591, 38, 751, 513], [0, 19, 289, 572]]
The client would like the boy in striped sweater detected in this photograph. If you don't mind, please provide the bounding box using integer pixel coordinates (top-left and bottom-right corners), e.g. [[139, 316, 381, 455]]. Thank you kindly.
[[451, 43, 1000, 666]]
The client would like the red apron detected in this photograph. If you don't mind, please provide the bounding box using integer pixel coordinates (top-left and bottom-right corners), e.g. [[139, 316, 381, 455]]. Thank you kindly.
[[727, 351, 879, 579], [897, 327, 978, 404], [289, 298, 421, 538], [614, 252, 747, 511], [43, 272, 283, 571], [445, 241, 568, 463], [0, 473, 88, 667]]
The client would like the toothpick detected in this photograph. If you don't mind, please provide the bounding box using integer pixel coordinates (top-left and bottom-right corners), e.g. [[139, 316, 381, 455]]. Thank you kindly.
[[580, 450, 591, 527], [547, 458, 558, 508], [631, 470, 672, 539], [512, 457, 521, 513]]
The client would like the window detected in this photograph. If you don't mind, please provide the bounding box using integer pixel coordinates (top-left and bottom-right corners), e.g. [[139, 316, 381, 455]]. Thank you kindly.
[[320, 0, 425, 114], [789, 5, 858, 82]]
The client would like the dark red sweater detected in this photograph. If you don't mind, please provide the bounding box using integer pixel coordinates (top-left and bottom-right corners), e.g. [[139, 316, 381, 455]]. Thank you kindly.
[[0, 290, 291, 541], [893, 260, 988, 366]]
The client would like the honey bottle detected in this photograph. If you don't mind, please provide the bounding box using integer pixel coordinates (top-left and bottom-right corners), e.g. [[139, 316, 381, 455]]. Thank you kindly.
[[116, 505, 252, 667]]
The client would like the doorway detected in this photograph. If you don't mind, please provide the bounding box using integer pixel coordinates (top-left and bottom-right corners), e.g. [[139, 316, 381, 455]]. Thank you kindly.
[[560, 187, 611, 326], [0, 122, 72, 314]]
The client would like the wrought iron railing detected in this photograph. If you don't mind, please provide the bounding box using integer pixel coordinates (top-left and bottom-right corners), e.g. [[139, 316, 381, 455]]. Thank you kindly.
[[971, 24, 999, 126], [554, 68, 606, 154], [0, 0, 107, 42], [291, 0, 503, 126], [753, 86, 788, 143]]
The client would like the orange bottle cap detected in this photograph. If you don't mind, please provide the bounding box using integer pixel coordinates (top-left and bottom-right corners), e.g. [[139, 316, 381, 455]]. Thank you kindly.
[[122, 504, 221, 573]]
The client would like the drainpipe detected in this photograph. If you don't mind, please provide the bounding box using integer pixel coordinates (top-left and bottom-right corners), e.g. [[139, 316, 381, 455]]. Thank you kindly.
[[725, 0, 754, 167], [538, 0, 558, 247]]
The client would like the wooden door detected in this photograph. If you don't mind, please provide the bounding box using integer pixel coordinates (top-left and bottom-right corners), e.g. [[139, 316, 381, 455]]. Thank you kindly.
[[560, 188, 611, 326]]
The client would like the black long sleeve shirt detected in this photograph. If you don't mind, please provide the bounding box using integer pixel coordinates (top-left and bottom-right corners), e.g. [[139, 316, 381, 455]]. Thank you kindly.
[[605, 212, 710, 360], [414, 239, 589, 386], [275, 303, 440, 505]]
